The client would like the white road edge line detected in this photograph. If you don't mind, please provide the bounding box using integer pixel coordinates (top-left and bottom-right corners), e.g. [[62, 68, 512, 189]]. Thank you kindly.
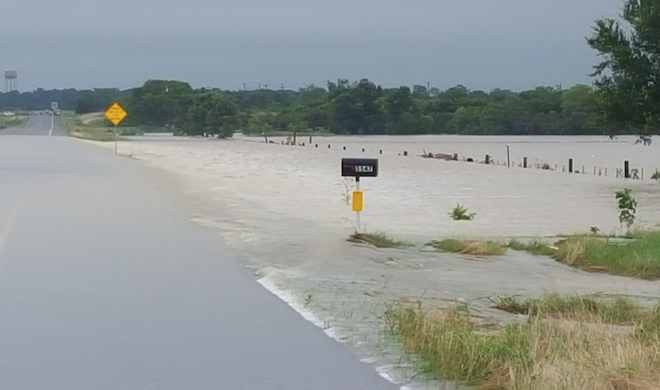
[[49, 113, 54, 136], [256, 271, 409, 389]]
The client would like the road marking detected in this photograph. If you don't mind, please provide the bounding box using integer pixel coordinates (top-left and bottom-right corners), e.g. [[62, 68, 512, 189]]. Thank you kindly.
[[0, 201, 22, 259], [49, 114, 54, 136]]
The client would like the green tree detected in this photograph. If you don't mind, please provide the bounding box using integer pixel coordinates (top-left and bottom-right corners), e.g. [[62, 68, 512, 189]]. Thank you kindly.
[[386, 86, 414, 121], [127, 80, 194, 128], [186, 92, 239, 138], [587, 0, 660, 138], [328, 79, 385, 135], [561, 84, 598, 133]]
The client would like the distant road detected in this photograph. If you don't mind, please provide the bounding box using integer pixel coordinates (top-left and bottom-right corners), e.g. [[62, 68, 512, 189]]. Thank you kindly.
[[0, 131, 398, 389], [1, 114, 68, 136]]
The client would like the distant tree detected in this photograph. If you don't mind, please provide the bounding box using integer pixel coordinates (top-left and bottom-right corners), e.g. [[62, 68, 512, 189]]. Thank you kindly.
[[186, 92, 239, 138], [127, 80, 194, 127], [587, 0, 660, 139]]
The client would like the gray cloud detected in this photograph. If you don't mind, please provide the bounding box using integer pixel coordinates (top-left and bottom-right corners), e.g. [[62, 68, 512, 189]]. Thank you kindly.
[[0, 0, 622, 91]]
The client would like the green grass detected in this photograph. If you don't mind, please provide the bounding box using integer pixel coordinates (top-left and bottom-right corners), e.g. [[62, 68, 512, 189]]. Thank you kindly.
[[492, 293, 644, 325], [62, 112, 146, 142], [507, 233, 660, 280], [348, 232, 412, 248], [449, 203, 476, 221], [385, 295, 660, 389], [431, 239, 505, 256], [553, 232, 660, 279], [506, 239, 556, 256], [0, 115, 28, 129]]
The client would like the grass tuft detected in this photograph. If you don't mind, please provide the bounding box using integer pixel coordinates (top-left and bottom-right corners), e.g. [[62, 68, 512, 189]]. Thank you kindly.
[[386, 295, 660, 389], [507, 233, 660, 280], [431, 239, 505, 256], [449, 203, 476, 221], [492, 293, 645, 325], [553, 233, 660, 279], [506, 239, 556, 256], [348, 232, 412, 248]]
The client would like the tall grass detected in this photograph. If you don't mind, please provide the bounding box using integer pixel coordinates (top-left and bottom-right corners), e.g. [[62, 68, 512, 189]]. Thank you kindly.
[[431, 239, 505, 256], [508, 233, 660, 280], [385, 295, 660, 390], [348, 232, 412, 248], [554, 233, 660, 279]]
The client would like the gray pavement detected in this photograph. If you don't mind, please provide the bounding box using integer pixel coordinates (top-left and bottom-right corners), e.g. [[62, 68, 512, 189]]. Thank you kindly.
[[0, 120, 399, 389], [1, 114, 68, 136]]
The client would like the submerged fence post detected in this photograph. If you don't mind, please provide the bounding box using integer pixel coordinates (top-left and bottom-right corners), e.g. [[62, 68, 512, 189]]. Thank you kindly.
[[568, 159, 573, 173], [624, 161, 630, 179], [523, 157, 528, 168], [485, 154, 490, 165]]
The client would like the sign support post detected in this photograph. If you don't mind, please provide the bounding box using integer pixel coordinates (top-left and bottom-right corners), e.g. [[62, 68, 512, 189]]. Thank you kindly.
[[342, 158, 378, 234], [104, 102, 128, 157], [355, 177, 361, 232]]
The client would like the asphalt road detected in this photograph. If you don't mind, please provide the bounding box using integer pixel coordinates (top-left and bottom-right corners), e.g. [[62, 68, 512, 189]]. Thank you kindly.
[[0, 119, 399, 389], [1, 113, 68, 136]]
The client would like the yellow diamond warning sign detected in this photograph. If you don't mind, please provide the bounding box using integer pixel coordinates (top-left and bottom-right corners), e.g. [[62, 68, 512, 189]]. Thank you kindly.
[[104, 102, 128, 126]]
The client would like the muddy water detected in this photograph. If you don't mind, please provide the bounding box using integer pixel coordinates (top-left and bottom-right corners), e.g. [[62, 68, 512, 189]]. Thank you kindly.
[[112, 135, 660, 389], [266, 134, 660, 177]]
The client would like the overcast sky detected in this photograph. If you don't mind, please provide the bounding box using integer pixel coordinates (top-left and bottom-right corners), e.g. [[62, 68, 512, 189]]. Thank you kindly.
[[0, 0, 622, 92]]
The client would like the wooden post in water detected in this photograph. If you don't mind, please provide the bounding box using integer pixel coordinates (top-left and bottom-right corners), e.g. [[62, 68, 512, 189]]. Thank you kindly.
[[362, 148, 365, 152], [485, 154, 491, 165], [568, 159, 573, 173], [523, 157, 528, 168], [403, 151, 408, 156], [328, 144, 331, 149], [315, 144, 318, 148], [624, 161, 630, 178], [379, 150, 383, 154], [343, 146, 346, 150]]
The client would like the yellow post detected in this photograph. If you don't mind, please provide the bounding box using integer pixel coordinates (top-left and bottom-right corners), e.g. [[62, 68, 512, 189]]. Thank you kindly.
[[352, 191, 363, 212]]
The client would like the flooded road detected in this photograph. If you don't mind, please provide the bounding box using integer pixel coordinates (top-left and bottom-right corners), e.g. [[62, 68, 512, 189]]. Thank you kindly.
[[102, 134, 660, 388]]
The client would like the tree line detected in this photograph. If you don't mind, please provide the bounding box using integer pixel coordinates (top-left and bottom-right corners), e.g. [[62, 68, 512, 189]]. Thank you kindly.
[[0, 80, 605, 138], [1, 0, 656, 140]]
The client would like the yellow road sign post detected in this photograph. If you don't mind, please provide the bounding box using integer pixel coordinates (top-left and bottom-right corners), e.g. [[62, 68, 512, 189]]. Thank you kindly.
[[341, 158, 379, 233], [104, 102, 128, 155], [352, 190, 363, 212]]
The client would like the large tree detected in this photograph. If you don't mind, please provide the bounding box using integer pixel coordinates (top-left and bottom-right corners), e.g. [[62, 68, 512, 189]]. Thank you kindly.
[[587, 0, 660, 141], [186, 92, 239, 138]]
